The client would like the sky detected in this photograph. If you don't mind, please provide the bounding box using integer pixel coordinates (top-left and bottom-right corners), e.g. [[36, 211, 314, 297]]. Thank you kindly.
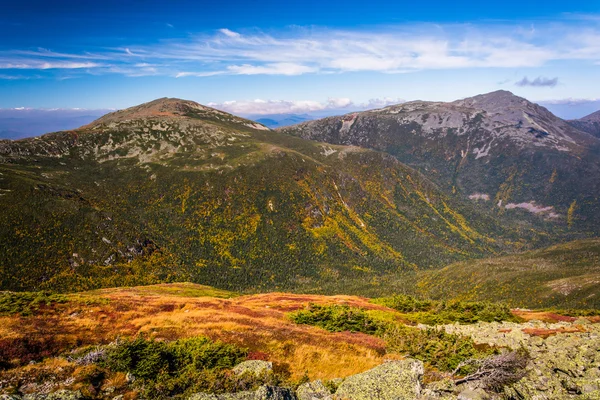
[[1, 0, 600, 119]]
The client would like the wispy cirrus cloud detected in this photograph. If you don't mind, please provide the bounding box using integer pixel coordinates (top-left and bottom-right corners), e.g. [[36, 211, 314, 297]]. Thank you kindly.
[[1, 16, 600, 79]]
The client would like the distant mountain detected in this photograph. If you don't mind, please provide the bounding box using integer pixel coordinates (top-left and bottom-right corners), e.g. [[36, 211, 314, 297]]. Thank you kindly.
[[0, 109, 109, 139], [0, 97, 506, 293], [280, 90, 600, 234], [568, 110, 600, 138], [251, 113, 314, 128]]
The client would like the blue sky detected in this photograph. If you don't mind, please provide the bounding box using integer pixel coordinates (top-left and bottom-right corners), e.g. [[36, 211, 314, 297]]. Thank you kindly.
[[1, 0, 600, 118]]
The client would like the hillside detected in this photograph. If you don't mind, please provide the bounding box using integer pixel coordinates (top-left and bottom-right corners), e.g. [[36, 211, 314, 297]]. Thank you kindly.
[[0, 283, 598, 399], [569, 109, 600, 138], [280, 91, 600, 234], [0, 98, 509, 293], [418, 239, 600, 309]]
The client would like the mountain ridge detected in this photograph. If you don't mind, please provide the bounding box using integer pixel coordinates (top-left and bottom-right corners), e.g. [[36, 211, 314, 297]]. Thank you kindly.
[[279, 90, 600, 234], [568, 109, 600, 138], [0, 96, 513, 293]]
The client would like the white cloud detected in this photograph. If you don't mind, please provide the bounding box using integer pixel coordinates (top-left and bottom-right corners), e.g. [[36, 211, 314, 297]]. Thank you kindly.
[[226, 63, 317, 76], [0, 61, 99, 69], [540, 98, 600, 105], [2, 18, 600, 78], [208, 97, 404, 116], [219, 28, 241, 38]]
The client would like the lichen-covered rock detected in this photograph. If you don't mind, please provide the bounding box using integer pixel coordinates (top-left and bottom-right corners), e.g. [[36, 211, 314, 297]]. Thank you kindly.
[[578, 390, 600, 400], [232, 360, 273, 377], [187, 391, 255, 400], [254, 386, 294, 400], [187, 386, 293, 400], [0, 395, 22, 400], [444, 321, 600, 400], [297, 380, 331, 400], [334, 359, 424, 400], [22, 391, 83, 400], [457, 388, 489, 400]]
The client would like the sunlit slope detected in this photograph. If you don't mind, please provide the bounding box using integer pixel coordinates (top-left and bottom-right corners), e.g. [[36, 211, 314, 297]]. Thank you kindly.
[[419, 239, 600, 309], [0, 98, 507, 293]]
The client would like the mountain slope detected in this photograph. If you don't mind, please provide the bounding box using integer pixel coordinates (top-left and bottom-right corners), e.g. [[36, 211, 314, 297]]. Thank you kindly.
[[418, 239, 600, 309], [0, 98, 508, 293], [568, 110, 600, 138], [280, 91, 600, 234]]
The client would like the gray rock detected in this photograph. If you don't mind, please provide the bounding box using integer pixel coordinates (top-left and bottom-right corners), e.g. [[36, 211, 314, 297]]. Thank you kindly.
[[254, 386, 295, 400], [297, 380, 331, 400], [334, 359, 424, 400], [457, 388, 489, 400], [232, 360, 273, 377], [23, 392, 83, 400], [578, 390, 600, 400], [187, 386, 293, 400], [188, 391, 254, 400], [0, 395, 22, 400]]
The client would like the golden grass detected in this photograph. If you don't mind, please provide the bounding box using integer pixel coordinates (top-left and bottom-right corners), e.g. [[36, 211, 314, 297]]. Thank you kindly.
[[1, 284, 393, 380]]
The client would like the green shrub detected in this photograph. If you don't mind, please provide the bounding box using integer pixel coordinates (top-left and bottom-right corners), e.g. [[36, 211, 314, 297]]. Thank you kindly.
[[100, 335, 279, 398], [372, 295, 518, 324], [383, 325, 494, 372], [103, 336, 247, 380], [288, 304, 384, 334], [0, 291, 68, 316], [288, 303, 495, 373]]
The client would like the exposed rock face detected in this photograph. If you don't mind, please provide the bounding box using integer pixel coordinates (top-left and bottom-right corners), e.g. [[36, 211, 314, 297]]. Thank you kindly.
[[280, 91, 600, 233], [334, 358, 424, 400]]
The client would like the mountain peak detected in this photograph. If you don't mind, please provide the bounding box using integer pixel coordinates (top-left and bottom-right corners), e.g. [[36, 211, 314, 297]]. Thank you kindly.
[[453, 90, 529, 110], [81, 97, 270, 131], [84, 97, 213, 126], [580, 109, 600, 122]]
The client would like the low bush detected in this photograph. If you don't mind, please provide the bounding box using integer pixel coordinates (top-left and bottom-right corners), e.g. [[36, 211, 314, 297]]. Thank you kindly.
[[95, 335, 285, 399], [288, 303, 384, 335], [383, 325, 495, 372], [288, 304, 495, 372], [0, 291, 68, 316]]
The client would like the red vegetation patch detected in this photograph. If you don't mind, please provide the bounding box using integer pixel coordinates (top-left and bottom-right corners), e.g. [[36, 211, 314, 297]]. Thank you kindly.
[[522, 325, 586, 338], [513, 310, 577, 323], [247, 351, 270, 361]]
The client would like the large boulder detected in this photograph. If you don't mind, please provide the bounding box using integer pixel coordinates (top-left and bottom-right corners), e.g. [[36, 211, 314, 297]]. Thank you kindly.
[[233, 361, 273, 377], [22, 391, 83, 400], [296, 380, 332, 400], [334, 359, 424, 400], [187, 385, 294, 400]]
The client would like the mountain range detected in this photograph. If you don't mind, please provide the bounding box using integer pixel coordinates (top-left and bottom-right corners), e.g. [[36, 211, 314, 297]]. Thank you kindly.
[[281, 90, 600, 235], [1, 92, 599, 305]]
